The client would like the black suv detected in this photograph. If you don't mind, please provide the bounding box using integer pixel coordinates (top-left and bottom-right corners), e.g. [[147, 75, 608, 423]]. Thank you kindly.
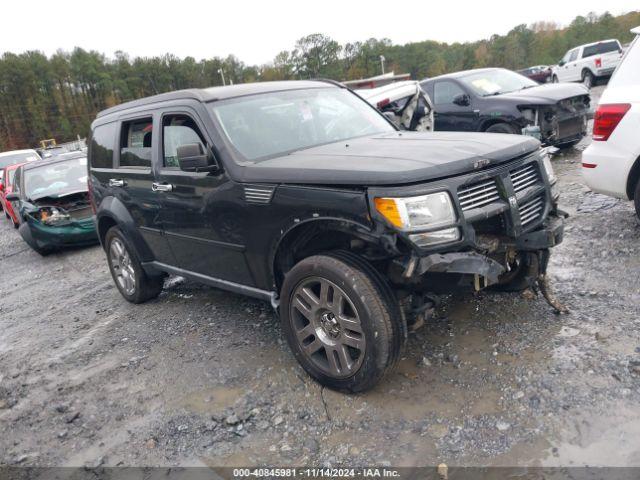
[[88, 80, 564, 392]]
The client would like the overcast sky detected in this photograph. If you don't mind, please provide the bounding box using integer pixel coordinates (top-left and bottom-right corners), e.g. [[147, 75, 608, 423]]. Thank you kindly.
[[2, 0, 638, 65]]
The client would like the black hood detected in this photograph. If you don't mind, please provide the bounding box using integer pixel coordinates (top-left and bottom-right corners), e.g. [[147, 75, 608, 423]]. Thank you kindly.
[[496, 82, 589, 105], [238, 131, 540, 186]]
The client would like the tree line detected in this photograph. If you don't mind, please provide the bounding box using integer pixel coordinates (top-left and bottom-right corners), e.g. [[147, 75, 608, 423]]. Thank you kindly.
[[0, 10, 638, 150]]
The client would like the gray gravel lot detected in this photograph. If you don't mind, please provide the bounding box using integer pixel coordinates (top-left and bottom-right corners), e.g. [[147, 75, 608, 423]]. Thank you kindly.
[[2, 86, 640, 468]]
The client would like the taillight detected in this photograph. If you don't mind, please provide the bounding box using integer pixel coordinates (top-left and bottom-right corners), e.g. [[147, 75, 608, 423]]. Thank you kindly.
[[592, 103, 631, 141], [595, 58, 602, 68], [377, 98, 390, 109]]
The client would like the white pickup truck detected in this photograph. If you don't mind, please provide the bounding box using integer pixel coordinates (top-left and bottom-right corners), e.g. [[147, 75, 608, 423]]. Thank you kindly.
[[551, 39, 624, 88]]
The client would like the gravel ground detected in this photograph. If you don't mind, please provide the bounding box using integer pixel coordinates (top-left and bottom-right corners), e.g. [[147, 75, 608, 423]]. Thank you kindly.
[[2, 86, 640, 468]]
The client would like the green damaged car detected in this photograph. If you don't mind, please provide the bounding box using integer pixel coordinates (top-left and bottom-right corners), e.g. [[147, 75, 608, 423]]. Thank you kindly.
[[6, 153, 98, 255]]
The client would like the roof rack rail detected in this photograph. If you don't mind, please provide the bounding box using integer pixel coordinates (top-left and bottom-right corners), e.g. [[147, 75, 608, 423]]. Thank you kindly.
[[311, 78, 346, 88]]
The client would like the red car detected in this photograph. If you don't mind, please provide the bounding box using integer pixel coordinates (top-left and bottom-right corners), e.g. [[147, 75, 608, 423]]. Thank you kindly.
[[0, 163, 24, 228], [517, 65, 552, 84]]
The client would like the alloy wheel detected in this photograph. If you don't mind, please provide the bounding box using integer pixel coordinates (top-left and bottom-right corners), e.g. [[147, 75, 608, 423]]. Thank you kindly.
[[289, 277, 365, 378], [110, 238, 136, 296]]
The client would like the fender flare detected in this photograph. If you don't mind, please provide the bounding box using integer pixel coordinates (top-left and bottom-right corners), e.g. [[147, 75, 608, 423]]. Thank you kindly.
[[96, 196, 156, 262], [268, 216, 383, 289]]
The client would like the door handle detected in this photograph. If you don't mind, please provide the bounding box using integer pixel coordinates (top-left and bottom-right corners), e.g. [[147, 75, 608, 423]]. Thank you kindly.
[[109, 178, 125, 187], [152, 182, 173, 192]]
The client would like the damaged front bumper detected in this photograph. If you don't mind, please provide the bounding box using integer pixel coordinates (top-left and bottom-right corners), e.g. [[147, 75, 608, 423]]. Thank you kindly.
[[26, 217, 98, 248], [402, 213, 564, 289], [520, 96, 590, 147]]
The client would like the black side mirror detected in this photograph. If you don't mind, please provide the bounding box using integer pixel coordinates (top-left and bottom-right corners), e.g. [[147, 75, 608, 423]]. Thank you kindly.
[[177, 144, 218, 173], [558, 60, 566, 67], [453, 93, 470, 107], [5, 192, 20, 202]]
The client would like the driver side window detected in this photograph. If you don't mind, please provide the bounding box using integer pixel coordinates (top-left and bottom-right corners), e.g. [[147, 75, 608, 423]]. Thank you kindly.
[[434, 81, 465, 106], [162, 114, 207, 168]]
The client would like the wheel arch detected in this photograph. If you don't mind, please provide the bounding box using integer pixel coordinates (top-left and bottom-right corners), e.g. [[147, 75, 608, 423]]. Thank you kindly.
[[96, 196, 156, 262], [271, 218, 388, 292], [581, 67, 595, 78], [626, 154, 640, 200], [480, 118, 518, 133]]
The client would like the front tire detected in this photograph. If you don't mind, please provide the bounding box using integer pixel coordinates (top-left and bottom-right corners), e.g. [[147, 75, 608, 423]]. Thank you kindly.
[[280, 253, 404, 393], [105, 226, 163, 303], [552, 75, 559, 83]]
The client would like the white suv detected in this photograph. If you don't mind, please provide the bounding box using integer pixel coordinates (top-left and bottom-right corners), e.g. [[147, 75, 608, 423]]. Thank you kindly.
[[582, 27, 640, 219], [552, 39, 624, 88]]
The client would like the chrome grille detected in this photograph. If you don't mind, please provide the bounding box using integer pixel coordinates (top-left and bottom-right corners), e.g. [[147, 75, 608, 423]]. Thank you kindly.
[[244, 184, 276, 204], [518, 195, 544, 226], [510, 163, 540, 193], [457, 179, 500, 211]]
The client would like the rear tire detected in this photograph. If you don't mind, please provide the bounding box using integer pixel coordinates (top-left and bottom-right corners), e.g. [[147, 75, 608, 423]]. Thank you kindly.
[[105, 226, 164, 304], [485, 123, 517, 134], [634, 179, 640, 222], [280, 253, 404, 393], [582, 70, 594, 89]]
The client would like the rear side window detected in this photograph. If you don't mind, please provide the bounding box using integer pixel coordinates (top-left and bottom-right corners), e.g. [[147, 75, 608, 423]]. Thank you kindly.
[[583, 41, 621, 58], [119, 118, 153, 168], [89, 123, 116, 168]]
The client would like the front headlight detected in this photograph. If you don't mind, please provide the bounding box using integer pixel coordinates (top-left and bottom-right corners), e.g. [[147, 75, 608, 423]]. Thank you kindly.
[[374, 192, 457, 231], [541, 154, 560, 201], [39, 207, 71, 225], [542, 154, 557, 185]]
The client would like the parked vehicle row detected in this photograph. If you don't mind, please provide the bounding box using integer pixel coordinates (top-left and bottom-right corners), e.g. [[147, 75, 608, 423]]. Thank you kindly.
[[4, 29, 636, 392], [420, 68, 590, 148], [582, 27, 640, 220], [0, 150, 98, 254]]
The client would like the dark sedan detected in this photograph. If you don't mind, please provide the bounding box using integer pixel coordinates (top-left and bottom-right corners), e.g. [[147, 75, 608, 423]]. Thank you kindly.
[[517, 65, 552, 84], [420, 68, 591, 148]]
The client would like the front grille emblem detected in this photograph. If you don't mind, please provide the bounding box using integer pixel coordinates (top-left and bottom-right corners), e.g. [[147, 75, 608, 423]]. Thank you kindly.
[[508, 196, 518, 208], [473, 158, 490, 169]]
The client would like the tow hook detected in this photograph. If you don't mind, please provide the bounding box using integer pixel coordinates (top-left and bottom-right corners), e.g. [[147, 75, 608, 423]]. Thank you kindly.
[[537, 274, 569, 314], [529, 251, 569, 314]]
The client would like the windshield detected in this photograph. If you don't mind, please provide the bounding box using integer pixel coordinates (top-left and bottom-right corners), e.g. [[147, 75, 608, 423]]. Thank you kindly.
[[211, 87, 394, 162], [25, 157, 88, 200], [0, 151, 39, 168], [460, 69, 538, 97]]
